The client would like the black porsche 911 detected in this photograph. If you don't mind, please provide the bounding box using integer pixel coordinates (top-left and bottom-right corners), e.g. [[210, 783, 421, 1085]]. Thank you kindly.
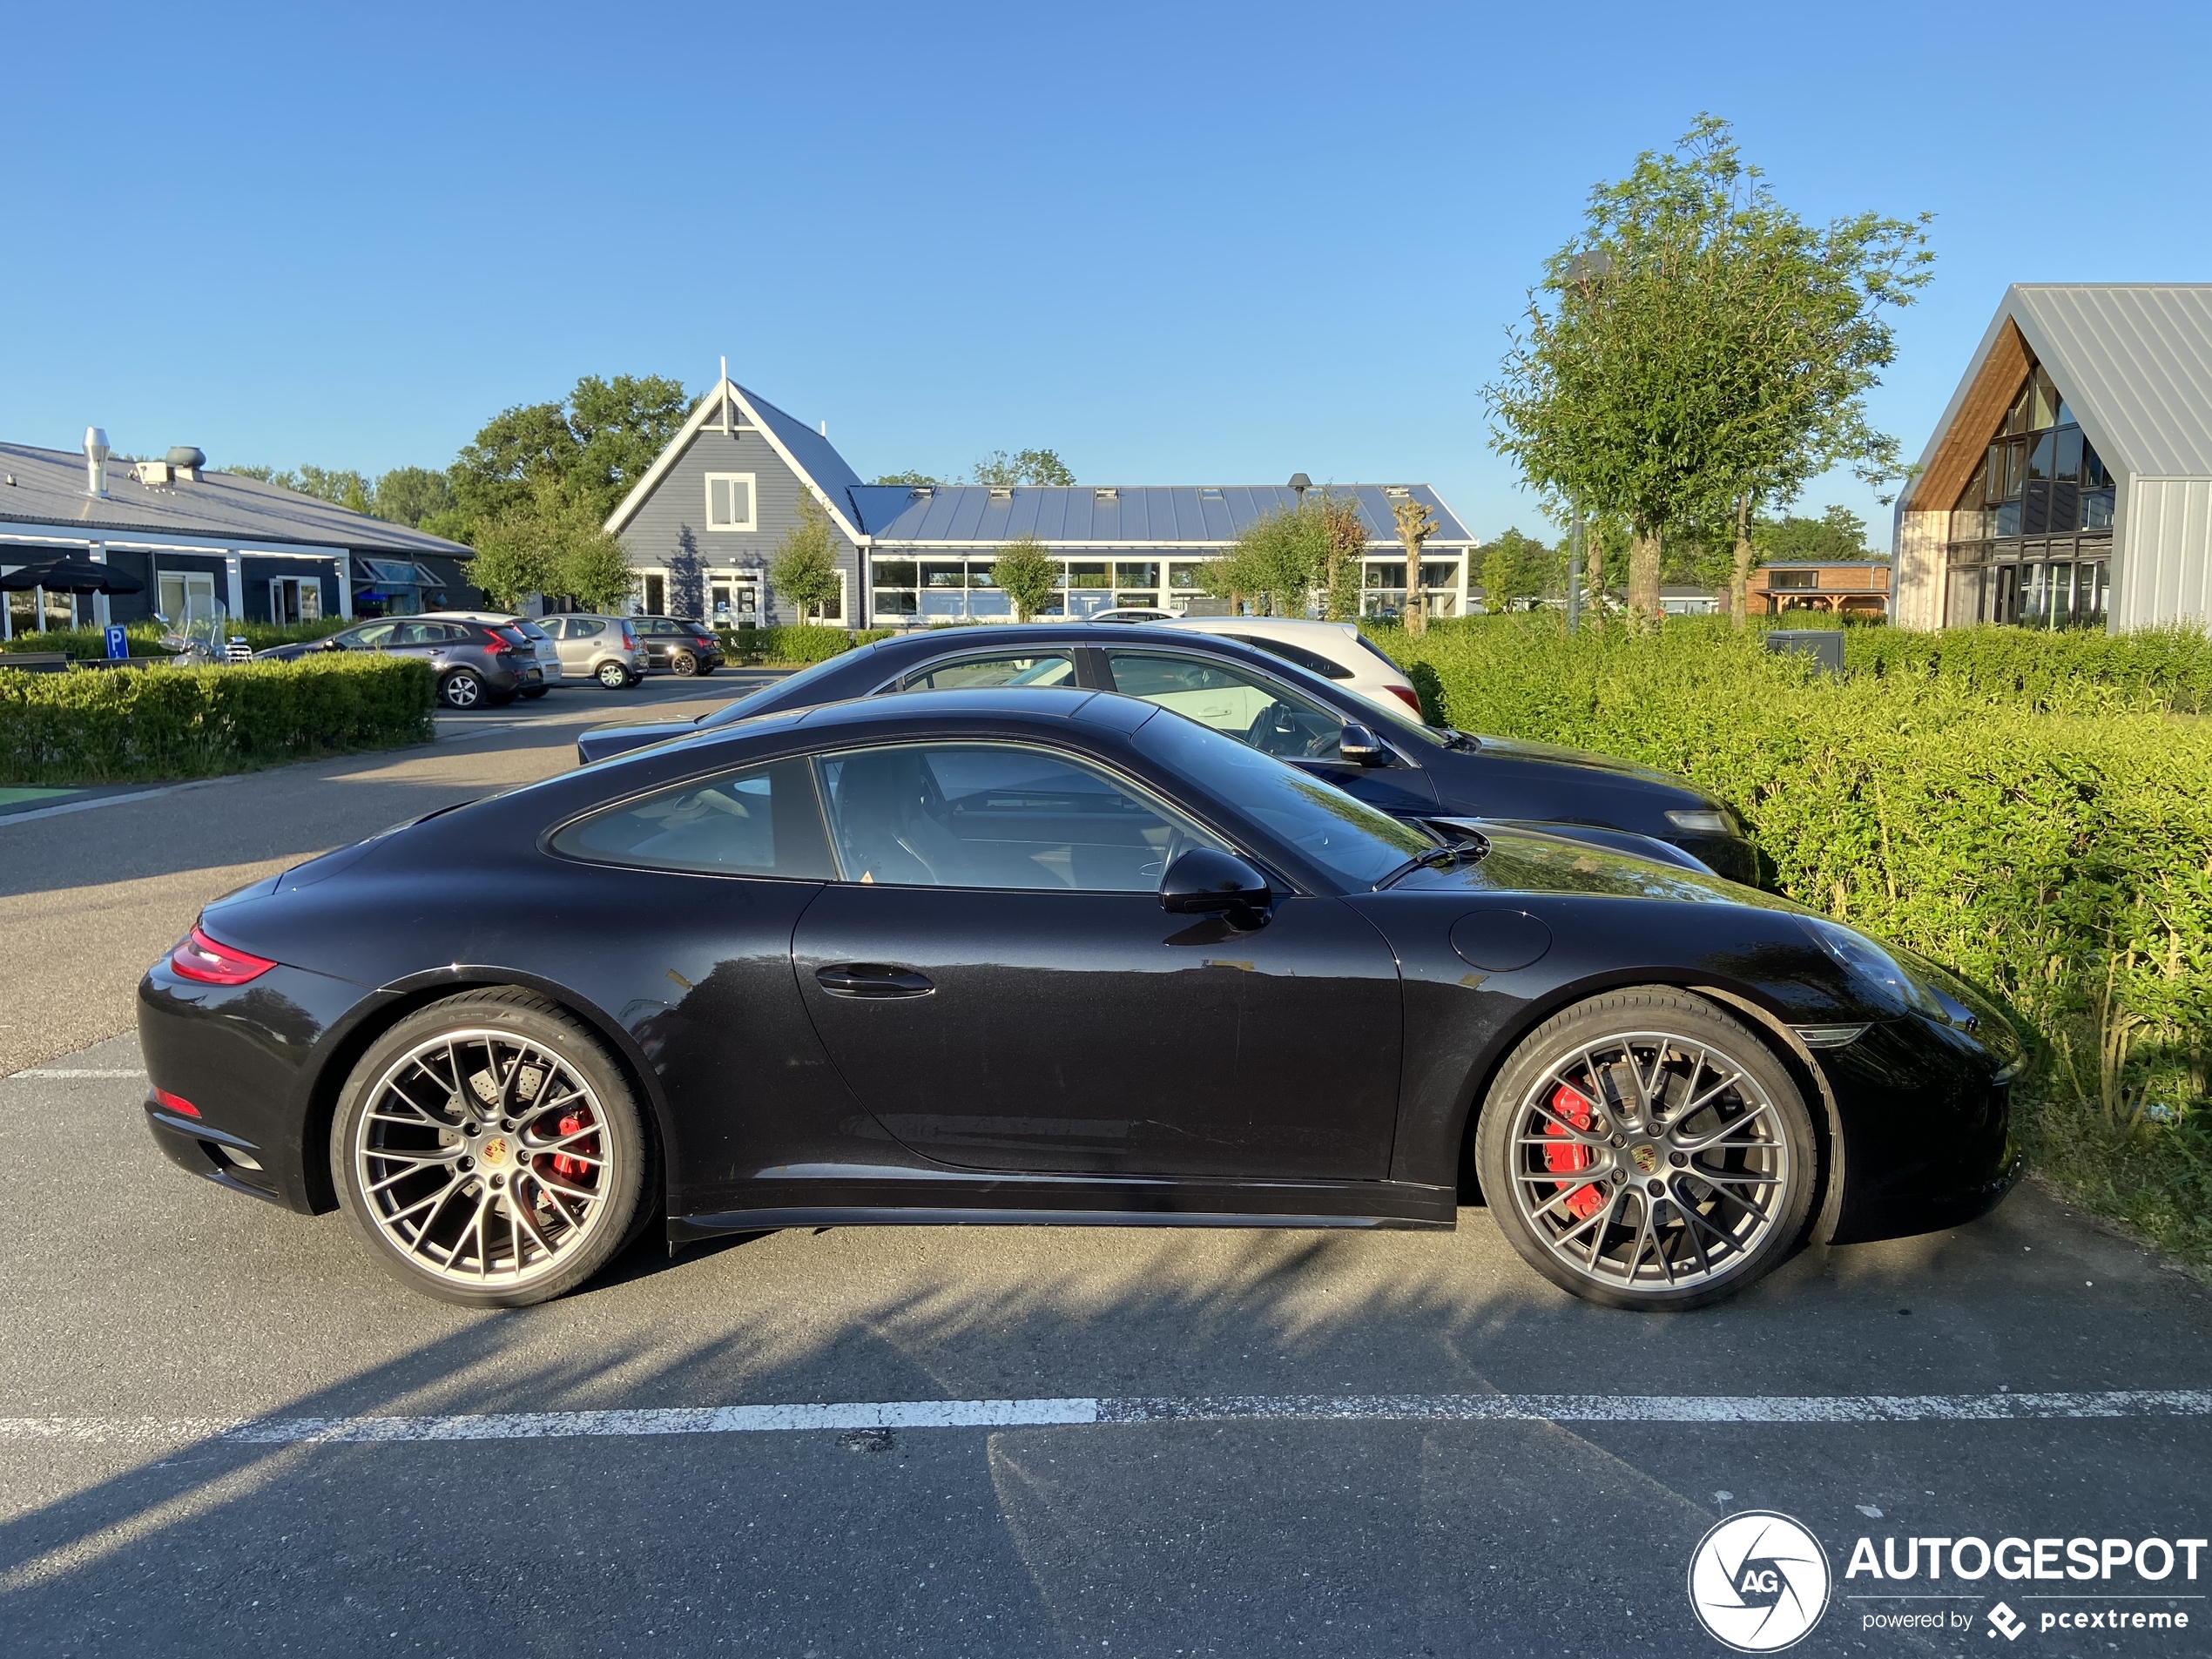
[[574, 624, 1762, 883], [139, 688, 2021, 1311]]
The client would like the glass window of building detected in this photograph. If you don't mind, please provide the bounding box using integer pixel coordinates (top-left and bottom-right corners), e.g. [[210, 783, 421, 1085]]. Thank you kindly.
[[1945, 354, 2110, 630]]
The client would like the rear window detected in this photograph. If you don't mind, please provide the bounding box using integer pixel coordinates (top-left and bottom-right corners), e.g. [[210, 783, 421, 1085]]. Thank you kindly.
[[496, 626, 535, 645], [552, 758, 836, 878], [1218, 633, 1355, 680]]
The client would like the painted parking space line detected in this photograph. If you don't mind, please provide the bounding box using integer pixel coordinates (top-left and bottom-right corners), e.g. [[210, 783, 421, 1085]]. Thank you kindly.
[[4, 1068, 147, 1080], [6, 1389, 2209, 1449]]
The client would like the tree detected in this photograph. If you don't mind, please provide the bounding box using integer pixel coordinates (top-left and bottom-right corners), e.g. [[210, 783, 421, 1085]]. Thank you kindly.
[[1487, 115, 1932, 631], [1201, 503, 1331, 617], [465, 506, 561, 610], [873, 470, 941, 486], [769, 490, 843, 624], [449, 374, 694, 530], [992, 537, 1060, 622], [450, 401, 577, 524], [373, 466, 455, 529], [1479, 528, 1558, 612], [969, 448, 1075, 486], [1393, 498, 1438, 635], [1312, 491, 1368, 621], [558, 527, 639, 613]]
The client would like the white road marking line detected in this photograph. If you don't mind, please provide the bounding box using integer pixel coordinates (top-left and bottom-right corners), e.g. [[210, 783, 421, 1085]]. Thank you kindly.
[[4, 1389, 2208, 1448], [4, 1069, 147, 1080]]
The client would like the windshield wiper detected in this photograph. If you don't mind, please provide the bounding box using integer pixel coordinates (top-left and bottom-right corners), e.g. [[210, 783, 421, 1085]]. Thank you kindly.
[[1376, 833, 1488, 889]]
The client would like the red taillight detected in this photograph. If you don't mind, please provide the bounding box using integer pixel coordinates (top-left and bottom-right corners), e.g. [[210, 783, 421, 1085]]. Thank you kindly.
[[169, 926, 276, 986], [1385, 684, 1423, 715], [693, 634, 714, 648], [620, 624, 636, 647], [481, 631, 514, 655], [153, 1088, 200, 1118]]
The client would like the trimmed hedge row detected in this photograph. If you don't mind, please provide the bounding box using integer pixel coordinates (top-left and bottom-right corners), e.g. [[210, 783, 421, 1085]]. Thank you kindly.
[[716, 625, 897, 664], [1, 616, 356, 659], [1372, 614, 2212, 1259], [0, 654, 436, 786]]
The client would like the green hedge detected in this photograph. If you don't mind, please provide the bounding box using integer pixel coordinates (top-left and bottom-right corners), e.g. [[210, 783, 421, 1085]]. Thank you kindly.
[[716, 625, 896, 665], [0, 654, 435, 786], [1, 616, 354, 658], [1372, 614, 2212, 1264]]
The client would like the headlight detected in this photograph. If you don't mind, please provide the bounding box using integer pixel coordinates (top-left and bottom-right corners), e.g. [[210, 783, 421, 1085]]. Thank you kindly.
[[1665, 807, 1737, 835], [1801, 918, 1939, 1015]]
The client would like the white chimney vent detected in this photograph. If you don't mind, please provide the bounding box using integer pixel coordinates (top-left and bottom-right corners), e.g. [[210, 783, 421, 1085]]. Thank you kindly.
[[84, 427, 111, 497]]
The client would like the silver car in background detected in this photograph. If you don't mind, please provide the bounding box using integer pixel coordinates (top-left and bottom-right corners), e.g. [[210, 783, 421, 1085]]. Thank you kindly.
[[536, 615, 645, 689]]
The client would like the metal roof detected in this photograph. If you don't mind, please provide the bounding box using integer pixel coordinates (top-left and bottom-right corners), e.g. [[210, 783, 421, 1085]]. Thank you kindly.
[[0, 441, 470, 555], [846, 482, 1474, 546], [1900, 284, 2212, 512]]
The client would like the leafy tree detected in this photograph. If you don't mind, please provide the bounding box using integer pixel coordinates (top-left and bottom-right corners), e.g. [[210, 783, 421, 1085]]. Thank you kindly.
[[1487, 115, 1932, 631], [465, 504, 561, 610], [969, 448, 1075, 487], [873, 470, 941, 486], [1393, 498, 1439, 636], [449, 374, 693, 530], [557, 526, 640, 613], [991, 537, 1060, 622], [1760, 504, 1874, 562], [1202, 503, 1331, 617], [450, 401, 577, 524], [372, 466, 455, 529], [769, 490, 843, 624], [1479, 528, 1559, 612], [1313, 491, 1368, 621]]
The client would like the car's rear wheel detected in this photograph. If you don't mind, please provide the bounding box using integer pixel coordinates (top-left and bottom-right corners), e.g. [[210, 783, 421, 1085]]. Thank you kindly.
[[332, 991, 651, 1307], [669, 649, 698, 677], [1474, 988, 1815, 1311], [597, 660, 631, 689], [438, 669, 483, 710]]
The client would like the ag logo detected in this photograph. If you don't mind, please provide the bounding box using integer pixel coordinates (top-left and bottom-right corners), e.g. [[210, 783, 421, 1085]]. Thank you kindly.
[[1687, 1511, 1831, 1652]]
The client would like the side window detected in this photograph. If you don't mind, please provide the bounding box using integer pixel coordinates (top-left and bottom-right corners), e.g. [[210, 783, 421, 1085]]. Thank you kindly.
[[537, 618, 567, 639], [346, 622, 398, 649], [1103, 651, 1345, 761], [900, 652, 1077, 691], [393, 621, 447, 646], [573, 619, 605, 638], [813, 742, 1225, 893], [1218, 633, 1355, 680], [552, 758, 836, 878]]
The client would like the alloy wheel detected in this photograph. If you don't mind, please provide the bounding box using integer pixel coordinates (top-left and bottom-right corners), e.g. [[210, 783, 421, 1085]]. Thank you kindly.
[[352, 1028, 617, 1288], [597, 661, 627, 689], [441, 671, 482, 709], [1504, 1028, 1791, 1296]]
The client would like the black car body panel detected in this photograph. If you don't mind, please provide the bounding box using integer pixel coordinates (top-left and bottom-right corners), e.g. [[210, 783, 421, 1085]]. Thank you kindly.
[[631, 616, 725, 674], [575, 624, 1757, 880], [141, 690, 2018, 1262]]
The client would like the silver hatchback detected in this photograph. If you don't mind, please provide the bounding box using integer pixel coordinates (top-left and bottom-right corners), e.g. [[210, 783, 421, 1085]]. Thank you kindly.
[[537, 615, 644, 689]]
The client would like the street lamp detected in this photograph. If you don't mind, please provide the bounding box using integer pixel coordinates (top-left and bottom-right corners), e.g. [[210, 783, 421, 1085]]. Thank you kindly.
[[1287, 472, 1310, 503]]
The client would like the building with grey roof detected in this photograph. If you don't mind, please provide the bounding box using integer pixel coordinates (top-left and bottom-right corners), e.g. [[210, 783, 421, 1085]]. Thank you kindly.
[[0, 432, 474, 638], [1892, 284, 2212, 631], [604, 374, 1478, 628]]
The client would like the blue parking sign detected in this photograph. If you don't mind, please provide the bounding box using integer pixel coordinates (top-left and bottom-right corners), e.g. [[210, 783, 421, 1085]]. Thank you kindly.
[[105, 623, 128, 660]]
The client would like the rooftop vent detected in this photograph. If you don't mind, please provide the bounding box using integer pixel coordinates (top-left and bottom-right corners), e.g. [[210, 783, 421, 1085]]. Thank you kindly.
[[988, 486, 1013, 501], [84, 427, 111, 497], [1093, 487, 1119, 502], [909, 485, 934, 500], [1198, 488, 1223, 501], [1384, 485, 1412, 498]]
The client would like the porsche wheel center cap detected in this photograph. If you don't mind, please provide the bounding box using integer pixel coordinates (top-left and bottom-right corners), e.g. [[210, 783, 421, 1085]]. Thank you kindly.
[[479, 1136, 509, 1167], [1629, 1143, 1659, 1175]]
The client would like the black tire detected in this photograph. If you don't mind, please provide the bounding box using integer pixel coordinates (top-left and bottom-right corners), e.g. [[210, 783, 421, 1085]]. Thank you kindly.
[[669, 650, 698, 677], [1474, 988, 1816, 1311], [596, 661, 631, 690], [331, 989, 657, 1308], [438, 669, 484, 710]]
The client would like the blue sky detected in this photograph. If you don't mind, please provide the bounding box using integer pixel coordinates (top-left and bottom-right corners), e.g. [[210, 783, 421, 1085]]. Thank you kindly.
[[6, 1, 2207, 550]]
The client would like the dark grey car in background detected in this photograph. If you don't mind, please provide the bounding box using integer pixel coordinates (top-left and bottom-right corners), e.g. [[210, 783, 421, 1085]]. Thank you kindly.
[[256, 616, 547, 709]]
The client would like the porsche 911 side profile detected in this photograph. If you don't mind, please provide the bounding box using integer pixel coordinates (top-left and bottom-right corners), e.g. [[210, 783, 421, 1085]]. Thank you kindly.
[[138, 689, 2021, 1311]]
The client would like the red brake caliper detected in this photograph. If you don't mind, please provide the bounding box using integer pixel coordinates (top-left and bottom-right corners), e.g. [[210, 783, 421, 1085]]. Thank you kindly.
[[552, 1110, 596, 1182], [1541, 1084, 1606, 1220]]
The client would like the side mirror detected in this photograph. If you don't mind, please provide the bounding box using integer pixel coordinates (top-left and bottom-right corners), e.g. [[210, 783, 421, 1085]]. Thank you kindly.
[[1339, 722, 1386, 765], [1159, 846, 1272, 927]]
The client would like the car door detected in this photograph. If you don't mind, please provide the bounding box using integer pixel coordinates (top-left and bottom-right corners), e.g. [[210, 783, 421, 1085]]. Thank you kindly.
[[788, 738, 1404, 1182], [1099, 647, 1439, 819]]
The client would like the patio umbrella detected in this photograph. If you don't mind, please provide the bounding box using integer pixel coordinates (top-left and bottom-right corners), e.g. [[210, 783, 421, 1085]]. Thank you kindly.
[[0, 556, 145, 596]]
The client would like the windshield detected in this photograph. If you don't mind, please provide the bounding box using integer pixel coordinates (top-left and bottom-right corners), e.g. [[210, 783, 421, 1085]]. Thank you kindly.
[[1133, 709, 1433, 888], [695, 648, 873, 729]]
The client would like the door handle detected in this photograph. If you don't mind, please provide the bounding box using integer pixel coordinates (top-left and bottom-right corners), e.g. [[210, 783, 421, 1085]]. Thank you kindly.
[[815, 963, 935, 999]]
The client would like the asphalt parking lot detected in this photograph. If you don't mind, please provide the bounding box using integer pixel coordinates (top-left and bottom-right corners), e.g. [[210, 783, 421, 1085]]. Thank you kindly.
[[4, 667, 2211, 1658]]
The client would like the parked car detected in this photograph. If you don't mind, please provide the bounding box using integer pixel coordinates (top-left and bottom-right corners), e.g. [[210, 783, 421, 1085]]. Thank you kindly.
[[425, 612, 565, 692], [536, 614, 644, 689], [1139, 616, 1421, 718], [254, 614, 550, 709], [138, 686, 2021, 1310], [575, 623, 1759, 882], [631, 616, 724, 677]]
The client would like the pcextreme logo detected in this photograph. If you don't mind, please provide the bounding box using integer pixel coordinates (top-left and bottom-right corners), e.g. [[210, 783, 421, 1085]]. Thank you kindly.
[[1688, 1512, 1833, 1652]]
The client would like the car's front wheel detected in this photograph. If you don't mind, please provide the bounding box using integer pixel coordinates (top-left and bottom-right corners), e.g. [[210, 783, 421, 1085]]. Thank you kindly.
[[332, 990, 652, 1307], [1474, 988, 1816, 1311]]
